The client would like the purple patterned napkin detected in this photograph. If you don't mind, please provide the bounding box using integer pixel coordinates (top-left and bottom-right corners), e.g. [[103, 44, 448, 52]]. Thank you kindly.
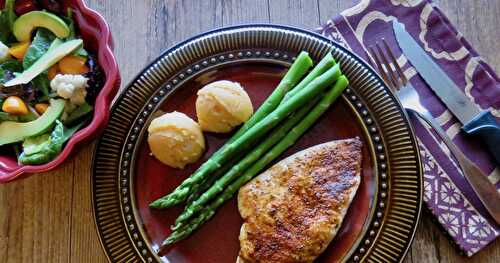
[[317, 0, 499, 256]]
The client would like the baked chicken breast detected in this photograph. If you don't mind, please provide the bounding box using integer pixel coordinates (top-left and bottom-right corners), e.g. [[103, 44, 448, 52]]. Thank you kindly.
[[237, 138, 362, 263]]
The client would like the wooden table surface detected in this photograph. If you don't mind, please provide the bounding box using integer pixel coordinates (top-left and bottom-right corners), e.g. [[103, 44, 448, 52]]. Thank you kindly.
[[1, 0, 499, 262]]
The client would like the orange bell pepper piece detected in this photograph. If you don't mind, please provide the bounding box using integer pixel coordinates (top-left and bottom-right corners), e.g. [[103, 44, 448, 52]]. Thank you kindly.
[[59, 55, 89, 75], [34, 103, 49, 115], [8, 42, 30, 60], [2, 96, 29, 115], [48, 64, 59, 80]]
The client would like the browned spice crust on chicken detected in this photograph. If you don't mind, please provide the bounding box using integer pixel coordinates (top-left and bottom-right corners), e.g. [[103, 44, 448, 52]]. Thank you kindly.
[[237, 138, 362, 263]]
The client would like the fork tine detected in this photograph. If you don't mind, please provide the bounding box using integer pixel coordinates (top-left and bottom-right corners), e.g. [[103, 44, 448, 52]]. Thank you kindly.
[[364, 50, 375, 68], [375, 42, 401, 90], [368, 46, 396, 91], [382, 38, 408, 85]]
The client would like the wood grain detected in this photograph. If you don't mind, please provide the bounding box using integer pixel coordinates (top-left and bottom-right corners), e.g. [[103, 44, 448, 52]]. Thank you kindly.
[[0, 0, 498, 262]]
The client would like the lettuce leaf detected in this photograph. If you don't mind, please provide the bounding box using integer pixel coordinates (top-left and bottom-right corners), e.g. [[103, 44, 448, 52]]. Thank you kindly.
[[18, 111, 38, 122], [63, 102, 93, 125], [62, 8, 88, 59], [32, 73, 51, 97], [63, 8, 76, 40], [18, 120, 86, 165], [0, 112, 19, 122], [0, 0, 17, 44], [0, 111, 39, 123], [21, 34, 59, 97], [22, 133, 51, 156], [23, 29, 56, 69], [0, 59, 22, 84]]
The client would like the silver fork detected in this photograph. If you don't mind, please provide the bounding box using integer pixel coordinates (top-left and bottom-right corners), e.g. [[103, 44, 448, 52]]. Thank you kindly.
[[367, 39, 500, 224]]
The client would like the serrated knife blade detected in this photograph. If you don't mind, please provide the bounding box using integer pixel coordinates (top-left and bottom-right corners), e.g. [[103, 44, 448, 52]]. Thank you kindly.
[[393, 21, 481, 125], [394, 21, 500, 165]]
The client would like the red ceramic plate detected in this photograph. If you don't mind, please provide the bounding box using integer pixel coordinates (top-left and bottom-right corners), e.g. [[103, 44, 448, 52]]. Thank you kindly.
[[92, 25, 422, 263], [136, 62, 374, 262], [0, 0, 120, 182]]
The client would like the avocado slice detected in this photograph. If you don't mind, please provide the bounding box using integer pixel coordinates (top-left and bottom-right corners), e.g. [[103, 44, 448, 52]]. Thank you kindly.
[[13, 11, 70, 42], [4, 39, 82, 87], [0, 99, 65, 146]]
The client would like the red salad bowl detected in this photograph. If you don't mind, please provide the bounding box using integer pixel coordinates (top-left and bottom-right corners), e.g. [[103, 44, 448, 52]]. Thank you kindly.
[[0, 0, 120, 182]]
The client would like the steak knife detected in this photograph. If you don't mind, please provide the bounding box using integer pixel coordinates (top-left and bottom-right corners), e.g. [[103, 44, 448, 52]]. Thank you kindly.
[[393, 21, 500, 165]]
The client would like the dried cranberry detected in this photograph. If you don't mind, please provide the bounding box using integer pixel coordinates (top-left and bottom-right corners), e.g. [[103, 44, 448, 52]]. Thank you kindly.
[[14, 0, 37, 15], [83, 54, 104, 104], [38, 0, 62, 14], [21, 83, 36, 102], [3, 71, 15, 81]]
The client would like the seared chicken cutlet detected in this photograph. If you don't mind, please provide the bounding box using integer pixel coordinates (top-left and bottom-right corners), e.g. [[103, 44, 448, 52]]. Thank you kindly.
[[237, 138, 362, 263]]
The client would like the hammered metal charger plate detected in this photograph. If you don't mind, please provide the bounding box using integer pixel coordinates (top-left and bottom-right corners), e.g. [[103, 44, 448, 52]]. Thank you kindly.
[[92, 24, 422, 263]]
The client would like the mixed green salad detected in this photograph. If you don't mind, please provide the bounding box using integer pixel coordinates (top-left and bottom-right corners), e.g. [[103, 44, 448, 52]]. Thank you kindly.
[[0, 0, 103, 165]]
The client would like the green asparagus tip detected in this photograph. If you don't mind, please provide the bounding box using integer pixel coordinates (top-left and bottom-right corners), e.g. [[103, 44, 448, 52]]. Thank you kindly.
[[162, 236, 176, 246], [148, 201, 161, 209], [150, 186, 192, 209], [163, 227, 190, 246], [149, 199, 172, 209]]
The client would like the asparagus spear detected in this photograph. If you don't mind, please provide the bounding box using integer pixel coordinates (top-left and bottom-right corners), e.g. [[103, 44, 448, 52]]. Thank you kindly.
[[186, 167, 225, 205], [281, 53, 335, 103], [228, 51, 314, 145], [173, 97, 319, 229], [149, 51, 313, 209], [150, 63, 340, 209], [185, 155, 241, 205], [163, 75, 350, 245]]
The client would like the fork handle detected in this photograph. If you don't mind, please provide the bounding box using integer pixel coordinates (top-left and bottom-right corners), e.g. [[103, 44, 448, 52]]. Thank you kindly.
[[408, 109, 500, 225]]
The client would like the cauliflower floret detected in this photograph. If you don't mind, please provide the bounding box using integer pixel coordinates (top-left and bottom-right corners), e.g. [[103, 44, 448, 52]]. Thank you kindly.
[[0, 41, 10, 62], [50, 74, 89, 105]]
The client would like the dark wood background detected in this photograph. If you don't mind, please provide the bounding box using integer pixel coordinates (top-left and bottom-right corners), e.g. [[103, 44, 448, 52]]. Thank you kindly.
[[0, 0, 499, 262]]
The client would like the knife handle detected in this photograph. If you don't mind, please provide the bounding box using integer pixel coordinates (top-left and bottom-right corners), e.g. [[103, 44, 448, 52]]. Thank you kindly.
[[462, 111, 500, 165]]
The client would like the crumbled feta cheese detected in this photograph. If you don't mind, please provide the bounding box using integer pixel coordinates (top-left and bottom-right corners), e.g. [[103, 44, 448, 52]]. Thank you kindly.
[[50, 74, 89, 105], [0, 41, 10, 62]]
